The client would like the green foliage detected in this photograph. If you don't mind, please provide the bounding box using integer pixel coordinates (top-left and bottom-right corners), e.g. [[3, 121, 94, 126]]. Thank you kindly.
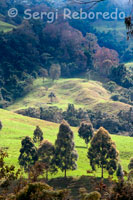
[[33, 126, 43, 144], [80, 190, 101, 200], [18, 136, 38, 172], [38, 140, 54, 180], [39, 68, 48, 82], [110, 180, 133, 200], [0, 149, 21, 188], [80, 188, 101, 200], [110, 64, 133, 88], [0, 121, 2, 130], [0, 108, 132, 178], [52, 120, 78, 177], [49, 64, 61, 81], [116, 164, 124, 180], [128, 157, 133, 170], [13, 182, 69, 200], [78, 122, 94, 147], [88, 127, 119, 178]]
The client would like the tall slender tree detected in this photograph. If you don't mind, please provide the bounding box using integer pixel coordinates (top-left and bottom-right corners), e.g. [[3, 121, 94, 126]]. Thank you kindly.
[[52, 120, 78, 177], [88, 127, 119, 178], [18, 136, 38, 172], [33, 126, 43, 145], [78, 122, 94, 148], [38, 140, 54, 180]]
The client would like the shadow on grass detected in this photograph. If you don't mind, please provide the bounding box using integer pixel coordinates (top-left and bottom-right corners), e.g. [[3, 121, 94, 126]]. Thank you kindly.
[[76, 146, 87, 149]]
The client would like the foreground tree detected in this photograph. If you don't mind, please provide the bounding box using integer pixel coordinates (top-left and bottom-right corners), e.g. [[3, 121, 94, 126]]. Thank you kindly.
[[38, 140, 54, 180], [88, 127, 119, 178], [18, 136, 38, 172], [52, 120, 78, 177], [78, 122, 94, 148], [33, 126, 43, 145]]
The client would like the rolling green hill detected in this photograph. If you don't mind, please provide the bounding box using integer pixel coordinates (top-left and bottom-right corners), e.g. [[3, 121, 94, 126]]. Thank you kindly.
[[0, 108, 132, 178], [7, 78, 131, 115], [0, 20, 15, 32]]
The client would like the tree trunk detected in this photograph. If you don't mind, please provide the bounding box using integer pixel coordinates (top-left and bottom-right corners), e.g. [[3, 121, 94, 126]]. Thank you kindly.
[[64, 169, 67, 178], [101, 164, 104, 178]]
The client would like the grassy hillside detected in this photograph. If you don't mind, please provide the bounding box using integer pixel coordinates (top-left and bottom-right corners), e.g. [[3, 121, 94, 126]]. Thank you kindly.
[[92, 20, 125, 33], [0, 20, 15, 32], [0, 109, 132, 178], [7, 78, 130, 115]]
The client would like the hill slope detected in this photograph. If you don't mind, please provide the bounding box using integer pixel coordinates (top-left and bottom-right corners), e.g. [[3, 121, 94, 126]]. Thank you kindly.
[[0, 108, 133, 178], [7, 78, 131, 115], [0, 20, 15, 32]]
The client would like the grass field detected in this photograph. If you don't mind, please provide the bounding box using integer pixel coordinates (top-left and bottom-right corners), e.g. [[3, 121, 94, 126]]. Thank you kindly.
[[7, 78, 130, 115], [92, 20, 125, 33], [0, 20, 15, 32], [0, 109, 132, 179]]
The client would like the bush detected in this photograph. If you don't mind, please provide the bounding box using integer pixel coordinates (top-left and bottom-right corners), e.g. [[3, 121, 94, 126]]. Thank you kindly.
[[109, 180, 133, 200], [14, 182, 69, 200]]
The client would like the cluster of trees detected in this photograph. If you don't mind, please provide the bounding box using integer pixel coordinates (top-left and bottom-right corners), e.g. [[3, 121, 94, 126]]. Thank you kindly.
[[2, 5, 132, 108], [16, 103, 133, 136], [18, 121, 132, 180], [19, 121, 78, 179]]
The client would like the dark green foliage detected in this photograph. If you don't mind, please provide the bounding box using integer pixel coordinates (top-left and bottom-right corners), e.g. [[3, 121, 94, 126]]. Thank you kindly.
[[38, 140, 54, 180], [33, 126, 43, 144], [128, 157, 133, 170], [63, 104, 89, 127], [88, 127, 119, 178], [110, 180, 133, 200], [104, 81, 117, 93], [110, 64, 133, 88], [116, 164, 124, 180], [78, 122, 94, 147], [52, 120, 78, 177], [0, 121, 2, 130], [18, 137, 38, 172]]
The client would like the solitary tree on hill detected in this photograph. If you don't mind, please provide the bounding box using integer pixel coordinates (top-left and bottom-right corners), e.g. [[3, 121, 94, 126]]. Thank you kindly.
[[88, 127, 119, 178], [39, 68, 48, 83], [38, 139, 54, 180], [33, 126, 43, 145], [52, 120, 78, 177], [49, 64, 61, 81], [18, 136, 38, 172], [48, 92, 56, 103], [78, 122, 94, 148]]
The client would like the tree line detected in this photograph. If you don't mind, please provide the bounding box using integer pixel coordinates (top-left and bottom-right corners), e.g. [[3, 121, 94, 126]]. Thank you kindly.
[[18, 120, 132, 180]]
